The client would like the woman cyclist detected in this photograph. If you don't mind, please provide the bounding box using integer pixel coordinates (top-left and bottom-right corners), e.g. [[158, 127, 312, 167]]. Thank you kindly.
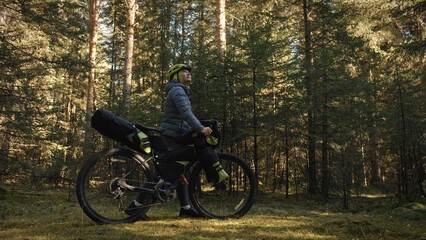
[[127, 64, 228, 218]]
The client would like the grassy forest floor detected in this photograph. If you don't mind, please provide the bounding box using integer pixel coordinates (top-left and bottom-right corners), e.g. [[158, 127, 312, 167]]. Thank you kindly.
[[0, 184, 425, 240]]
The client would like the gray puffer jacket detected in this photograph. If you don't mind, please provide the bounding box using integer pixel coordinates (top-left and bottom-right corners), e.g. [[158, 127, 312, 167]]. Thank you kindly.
[[159, 80, 204, 138]]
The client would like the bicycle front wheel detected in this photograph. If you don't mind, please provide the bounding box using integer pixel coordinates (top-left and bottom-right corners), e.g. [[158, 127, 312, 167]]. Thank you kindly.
[[189, 152, 257, 219], [76, 148, 154, 224]]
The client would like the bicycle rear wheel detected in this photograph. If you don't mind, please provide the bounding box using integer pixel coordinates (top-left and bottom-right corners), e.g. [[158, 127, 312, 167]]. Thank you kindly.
[[189, 152, 257, 219], [76, 148, 154, 224]]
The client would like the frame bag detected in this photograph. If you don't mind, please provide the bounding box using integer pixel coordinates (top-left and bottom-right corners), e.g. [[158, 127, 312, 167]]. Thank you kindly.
[[91, 108, 151, 154]]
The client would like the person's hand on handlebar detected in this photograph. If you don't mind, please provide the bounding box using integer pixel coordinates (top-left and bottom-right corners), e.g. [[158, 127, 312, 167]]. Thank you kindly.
[[201, 127, 213, 136]]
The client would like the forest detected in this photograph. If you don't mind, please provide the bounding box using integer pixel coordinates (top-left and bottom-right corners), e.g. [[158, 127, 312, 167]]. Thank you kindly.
[[0, 0, 425, 207]]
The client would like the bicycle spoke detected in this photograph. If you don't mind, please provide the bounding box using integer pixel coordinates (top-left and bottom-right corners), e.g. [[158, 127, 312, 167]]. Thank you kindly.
[[76, 148, 154, 224], [189, 153, 256, 219]]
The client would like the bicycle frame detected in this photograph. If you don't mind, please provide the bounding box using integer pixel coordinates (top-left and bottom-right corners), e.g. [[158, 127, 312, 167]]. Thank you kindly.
[[116, 145, 199, 204]]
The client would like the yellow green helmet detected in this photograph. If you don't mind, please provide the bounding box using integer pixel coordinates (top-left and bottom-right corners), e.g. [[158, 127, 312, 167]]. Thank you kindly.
[[166, 64, 191, 80]]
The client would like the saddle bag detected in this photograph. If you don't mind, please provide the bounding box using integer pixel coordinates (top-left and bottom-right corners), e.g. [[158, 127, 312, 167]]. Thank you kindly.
[[91, 108, 151, 154]]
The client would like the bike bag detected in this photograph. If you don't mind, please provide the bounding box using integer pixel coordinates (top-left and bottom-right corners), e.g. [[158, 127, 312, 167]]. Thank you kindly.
[[91, 108, 151, 154], [192, 119, 221, 148]]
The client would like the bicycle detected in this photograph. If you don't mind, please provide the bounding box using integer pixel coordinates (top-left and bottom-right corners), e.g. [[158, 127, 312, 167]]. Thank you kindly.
[[76, 122, 257, 224]]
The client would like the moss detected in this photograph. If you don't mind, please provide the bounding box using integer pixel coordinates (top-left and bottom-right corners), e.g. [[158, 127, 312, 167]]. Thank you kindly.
[[0, 186, 425, 240]]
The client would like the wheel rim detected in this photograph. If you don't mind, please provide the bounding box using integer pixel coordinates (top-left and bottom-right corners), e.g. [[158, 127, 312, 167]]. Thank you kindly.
[[80, 151, 150, 223], [191, 154, 255, 218]]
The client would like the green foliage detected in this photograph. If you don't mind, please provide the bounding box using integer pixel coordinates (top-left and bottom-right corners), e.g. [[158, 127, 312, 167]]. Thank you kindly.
[[1, 0, 87, 182], [0, 0, 425, 202]]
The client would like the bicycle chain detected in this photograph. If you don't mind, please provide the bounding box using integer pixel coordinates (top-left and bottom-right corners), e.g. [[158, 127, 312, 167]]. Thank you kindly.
[[123, 180, 177, 211]]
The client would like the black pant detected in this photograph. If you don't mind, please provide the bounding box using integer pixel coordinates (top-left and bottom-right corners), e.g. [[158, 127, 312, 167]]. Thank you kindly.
[[162, 134, 220, 179], [160, 134, 220, 207]]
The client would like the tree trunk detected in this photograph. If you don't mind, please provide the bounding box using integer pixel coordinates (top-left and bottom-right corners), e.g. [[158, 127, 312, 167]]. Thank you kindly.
[[215, 0, 229, 152], [215, 0, 226, 54], [303, 0, 317, 195], [285, 126, 290, 198], [397, 75, 412, 201], [341, 149, 349, 210], [367, 127, 380, 185], [252, 65, 259, 186], [83, 0, 100, 158], [159, 2, 172, 86], [321, 82, 329, 200], [122, 0, 137, 115], [272, 149, 278, 192], [364, 63, 380, 186], [109, 2, 119, 109], [414, 142, 426, 197]]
